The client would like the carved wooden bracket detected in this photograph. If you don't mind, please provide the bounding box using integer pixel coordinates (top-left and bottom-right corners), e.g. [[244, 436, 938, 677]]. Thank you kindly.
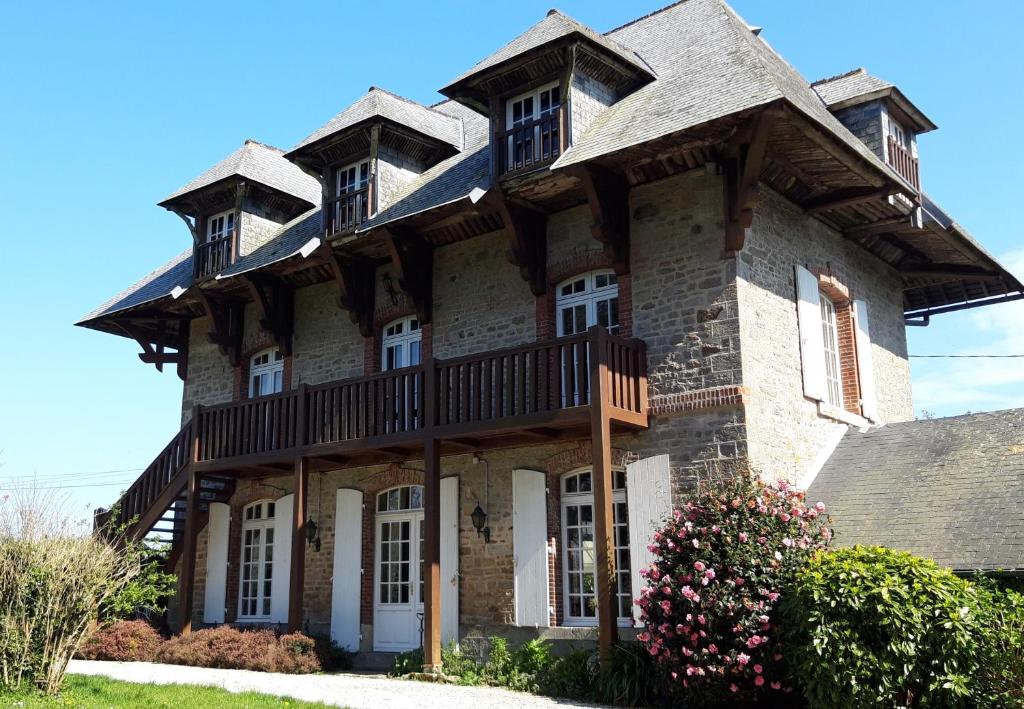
[[567, 164, 630, 274], [195, 289, 244, 367], [486, 190, 547, 295], [114, 317, 191, 381], [243, 273, 295, 356], [383, 227, 433, 323], [169, 207, 200, 244], [321, 249, 376, 337], [722, 107, 778, 256]]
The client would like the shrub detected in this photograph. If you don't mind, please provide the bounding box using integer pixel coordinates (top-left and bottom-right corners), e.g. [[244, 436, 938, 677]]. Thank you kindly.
[[0, 485, 144, 694], [973, 579, 1024, 707], [388, 646, 424, 676], [100, 543, 177, 623], [781, 546, 986, 708], [636, 474, 830, 704], [593, 642, 675, 707], [75, 620, 163, 662], [311, 635, 354, 672], [537, 648, 593, 700], [156, 627, 321, 674]]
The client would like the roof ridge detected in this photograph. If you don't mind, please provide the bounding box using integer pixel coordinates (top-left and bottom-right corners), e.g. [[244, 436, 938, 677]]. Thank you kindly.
[[810, 67, 867, 87], [367, 86, 457, 121], [605, 0, 689, 35], [242, 139, 285, 153]]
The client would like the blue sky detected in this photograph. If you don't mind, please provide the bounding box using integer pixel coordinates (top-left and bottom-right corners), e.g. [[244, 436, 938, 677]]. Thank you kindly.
[[0, 0, 1021, 514]]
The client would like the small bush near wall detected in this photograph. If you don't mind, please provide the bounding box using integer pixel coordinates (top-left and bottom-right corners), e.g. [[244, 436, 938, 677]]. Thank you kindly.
[[75, 620, 163, 662], [780, 546, 987, 708], [156, 627, 321, 674], [967, 577, 1024, 708], [636, 475, 831, 705]]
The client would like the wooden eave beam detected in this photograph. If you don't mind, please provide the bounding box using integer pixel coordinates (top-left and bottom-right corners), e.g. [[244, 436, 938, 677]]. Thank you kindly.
[[780, 103, 888, 189], [114, 318, 190, 381], [383, 226, 434, 323], [195, 289, 244, 367], [320, 249, 376, 337], [722, 107, 779, 255], [843, 215, 914, 238], [243, 273, 295, 356], [803, 187, 893, 214], [484, 189, 547, 295], [899, 263, 1000, 279], [565, 163, 630, 274]]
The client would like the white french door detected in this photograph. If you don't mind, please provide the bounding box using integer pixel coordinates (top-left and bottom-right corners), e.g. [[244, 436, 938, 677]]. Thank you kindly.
[[373, 485, 426, 651]]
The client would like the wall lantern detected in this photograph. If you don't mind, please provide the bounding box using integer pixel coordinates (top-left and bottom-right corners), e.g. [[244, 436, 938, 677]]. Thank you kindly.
[[306, 517, 321, 552], [470, 503, 490, 543], [382, 272, 400, 305]]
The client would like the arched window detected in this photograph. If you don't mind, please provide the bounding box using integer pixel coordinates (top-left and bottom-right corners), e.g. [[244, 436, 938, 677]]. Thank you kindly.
[[249, 348, 284, 397], [555, 270, 619, 336], [381, 316, 422, 371], [239, 500, 276, 619], [561, 468, 631, 624]]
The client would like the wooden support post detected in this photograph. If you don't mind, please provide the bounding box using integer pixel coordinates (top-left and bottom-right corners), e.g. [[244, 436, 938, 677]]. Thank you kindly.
[[587, 326, 617, 663], [288, 456, 308, 632], [421, 357, 443, 672], [177, 467, 199, 635]]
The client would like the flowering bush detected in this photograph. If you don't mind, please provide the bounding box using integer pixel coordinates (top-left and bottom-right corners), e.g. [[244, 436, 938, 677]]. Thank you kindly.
[[635, 475, 831, 703], [75, 620, 163, 662], [156, 627, 321, 674]]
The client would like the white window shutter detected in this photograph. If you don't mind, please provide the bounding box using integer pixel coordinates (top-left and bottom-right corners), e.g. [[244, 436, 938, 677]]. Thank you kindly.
[[626, 455, 672, 626], [853, 300, 879, 422], [203, 502, 230, 624], [795, 265, 826, 401], [512, 469, 550, 627], [440, 476, 460, 646], [331, 489, 362, 651], [270, 494, 293, 624]]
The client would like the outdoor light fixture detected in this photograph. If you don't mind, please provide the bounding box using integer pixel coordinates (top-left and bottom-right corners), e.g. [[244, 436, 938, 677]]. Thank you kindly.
[[382, 272, 400, 305], [306, 517, 321, 552], [471, 453, 491, 543]]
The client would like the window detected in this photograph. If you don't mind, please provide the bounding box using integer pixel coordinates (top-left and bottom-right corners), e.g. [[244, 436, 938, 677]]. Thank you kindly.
[[505, 82, 562, 171], [556, 270, 619, 336], [207, 209, 236, 243], [381, 316, 422, 371], [819, 293, 843, 408], [561, 469, 631, 624], [249, 348, 284, 397], [376, 486, 424, 606], [334, 159, 370, 230], [888, 118, 908, 149], [239, 500, 276, 619]]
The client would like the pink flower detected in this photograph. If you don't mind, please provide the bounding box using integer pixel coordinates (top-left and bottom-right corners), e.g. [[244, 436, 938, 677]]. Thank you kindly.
[[694, 561, 706, 572], [783, 537, 793, 547], [730, 684, 739, 693], [746, 636, 761, 648], [737, 653, 750, 666], [771, 681, 782, 690], [637, 632, 650, 643], [697, 614, 706, 625], [660, 600, 672, 613], [779, 512, 791, 522], [815, 501, 826, 511], [705, 569, 716, 580], [753, 664, 763, 674], [754, 675, 765, 687], [738, 532, 748, 543], [708, 643, 718, 654], [692, 539, 700, 549]]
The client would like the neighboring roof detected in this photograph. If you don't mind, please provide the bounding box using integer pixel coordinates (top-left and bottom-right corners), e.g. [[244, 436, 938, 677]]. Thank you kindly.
[[218, 208, 322, 279], [287, 88, 463, 157], [159, 140, 321, 208], [808, 409, 1024, 573], [811, 67, 937, 133], [441, 9, 654, 94], [77, 250, 193, 324]]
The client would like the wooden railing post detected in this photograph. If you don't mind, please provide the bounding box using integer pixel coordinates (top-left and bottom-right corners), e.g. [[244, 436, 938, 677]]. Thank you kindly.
[[288, 456, 308, 631], [296, 383, 308, 447], [421, 357, 443, 672], [177, 466, 199, 635], [587, 326, 617, 664]]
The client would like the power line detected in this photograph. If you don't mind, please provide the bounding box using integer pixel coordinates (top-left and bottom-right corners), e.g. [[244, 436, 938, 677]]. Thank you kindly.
[[0, 467, 144, 482], [910, 354, 1024, 358], [0, 480, 137, 491]]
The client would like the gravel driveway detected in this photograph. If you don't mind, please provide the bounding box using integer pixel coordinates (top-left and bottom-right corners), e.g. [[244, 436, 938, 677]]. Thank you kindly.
[[67, 660, 609, 709]]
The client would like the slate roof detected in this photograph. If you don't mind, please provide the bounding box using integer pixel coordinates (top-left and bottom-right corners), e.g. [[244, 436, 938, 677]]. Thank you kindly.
[[159, 140, 321, 208], [442, 9, 653, 92], [811, 68, 893, 107], [288, 88, 464, 156], [808, 409, 1024, 573], [77, 250, 193, 324]]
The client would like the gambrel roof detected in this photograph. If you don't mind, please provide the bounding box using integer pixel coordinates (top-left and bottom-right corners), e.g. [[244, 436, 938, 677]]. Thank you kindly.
[[809, 409, 1024, 574], [159, 140, 321, 209]]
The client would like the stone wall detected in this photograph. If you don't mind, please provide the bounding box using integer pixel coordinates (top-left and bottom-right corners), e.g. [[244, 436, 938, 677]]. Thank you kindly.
[[833, 100, 885, 160], [181, 317, 235, 422], [238, 209, 283, 257], [569, 71, 615, 145], [291, 282, 365, 385], [376, 145, 425, 213], [737, 186, 914, 482]]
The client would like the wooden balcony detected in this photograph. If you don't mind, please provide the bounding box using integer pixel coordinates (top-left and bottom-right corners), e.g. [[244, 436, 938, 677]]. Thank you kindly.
[[191, 327, 647, 473], [498, 110, 565, 177], [194, 236, 234, 280], [887, 135, 920, 191], [325, 186, 370, 236]]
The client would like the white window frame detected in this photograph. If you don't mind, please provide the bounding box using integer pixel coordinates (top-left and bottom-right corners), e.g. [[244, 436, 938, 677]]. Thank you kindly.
[[334, 159, 370, 227], [555, 270, 620, 336], [505, 81, 562, 170], [206, 209, 236, 243], [819, 293, 844, 408], [249, 347, 284, 398], [237, 500, 277, 621], [375, 485, 425, 607], [505, 81, 562, 127], [560, 468, 632, 626], [381, 316, 422, 371], [888, 118, 908, 149]]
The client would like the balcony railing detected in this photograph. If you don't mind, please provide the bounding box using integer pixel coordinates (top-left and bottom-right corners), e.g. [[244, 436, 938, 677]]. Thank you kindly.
[[195, 236, 234, 280], [192, 328, 646, 465], [325, 186, 370, 236], [887, 135, 920, 191], [499, 110, 564, 176]]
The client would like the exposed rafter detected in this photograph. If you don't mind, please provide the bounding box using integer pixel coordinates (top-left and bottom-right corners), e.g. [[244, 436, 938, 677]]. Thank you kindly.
[[485, 189, 547, 295], [899, 263, 1001, 279], [721, 107, 779, 255], [383, 226, 434, 323], [243, 273, 295, 356], [195, 289, 244, 367], [803, 186, 892, 214], [320, 249, 377, 337], [566, 164, 630, 274]]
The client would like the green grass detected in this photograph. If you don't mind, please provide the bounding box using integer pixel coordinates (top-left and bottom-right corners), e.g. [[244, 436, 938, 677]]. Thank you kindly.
[[0, 674, 340, 708]]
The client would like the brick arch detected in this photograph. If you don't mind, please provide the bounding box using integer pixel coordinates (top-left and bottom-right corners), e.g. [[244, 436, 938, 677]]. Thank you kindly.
[[233, 342, 293, 401], [809, 266, 861, 415], [536, 256, 633, 339], [363, 300, 433, 374]]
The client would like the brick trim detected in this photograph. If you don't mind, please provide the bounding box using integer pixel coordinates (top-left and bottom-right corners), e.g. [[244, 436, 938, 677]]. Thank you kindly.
[[648, 385, 749, 416], [364, 300, 432, 375], [536, 258, 633, 340], [811, 268, 863, 417]]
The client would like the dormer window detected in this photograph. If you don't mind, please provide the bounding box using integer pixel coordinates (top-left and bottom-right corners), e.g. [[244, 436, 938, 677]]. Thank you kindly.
[[503, 82, 563, 175], [196, 208, 236, 278], [330, 159, 370, 234]]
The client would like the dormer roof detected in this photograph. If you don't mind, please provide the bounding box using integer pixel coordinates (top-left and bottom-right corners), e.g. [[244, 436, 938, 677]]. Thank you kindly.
[[286, 87, 463, 161], [158, 139, 321, 211], [440, 9, 655, 108], [812, 68, 937, 133]]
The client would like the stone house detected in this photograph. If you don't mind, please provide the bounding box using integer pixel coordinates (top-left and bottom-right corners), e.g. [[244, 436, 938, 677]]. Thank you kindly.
[[78, 0, 1021, 668]]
